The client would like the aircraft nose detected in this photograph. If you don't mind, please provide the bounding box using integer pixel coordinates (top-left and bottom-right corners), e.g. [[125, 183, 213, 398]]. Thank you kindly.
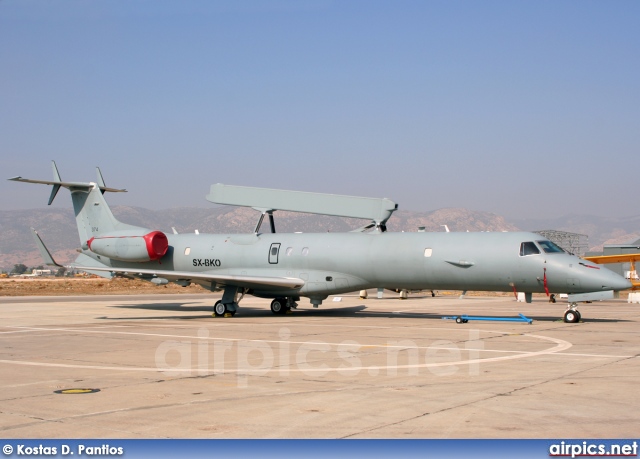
[[599, 268, 632, 291], [610, 275, 633, 291]]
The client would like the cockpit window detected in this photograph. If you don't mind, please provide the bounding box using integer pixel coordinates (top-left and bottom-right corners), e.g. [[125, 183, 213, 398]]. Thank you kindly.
[[519, 241, 540, 256], [537, 240, 565, 253]]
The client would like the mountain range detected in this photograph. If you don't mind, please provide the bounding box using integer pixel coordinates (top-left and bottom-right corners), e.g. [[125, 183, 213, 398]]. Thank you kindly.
[[1, 206, 638, 270]]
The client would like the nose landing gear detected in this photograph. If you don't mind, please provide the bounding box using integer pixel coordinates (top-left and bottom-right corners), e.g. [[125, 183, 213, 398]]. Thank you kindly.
[[563, 304, 581, 323]]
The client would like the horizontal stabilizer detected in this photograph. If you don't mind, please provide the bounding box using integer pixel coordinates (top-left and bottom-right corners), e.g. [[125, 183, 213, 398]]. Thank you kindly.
[[9, 177, 127, 193], [9, 161, 126, 203], [207, 183, 398, 225]]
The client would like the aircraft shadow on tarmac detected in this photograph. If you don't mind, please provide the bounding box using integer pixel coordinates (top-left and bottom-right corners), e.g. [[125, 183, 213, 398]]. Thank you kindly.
[[95, 302, 631, 323], [101, 303, 371, 320]]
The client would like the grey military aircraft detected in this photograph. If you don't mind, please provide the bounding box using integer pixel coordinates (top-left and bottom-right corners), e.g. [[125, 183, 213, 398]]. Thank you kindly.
[[10, 162, 631, 323]]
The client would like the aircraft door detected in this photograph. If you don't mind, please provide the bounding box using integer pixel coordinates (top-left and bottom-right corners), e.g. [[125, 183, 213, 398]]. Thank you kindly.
[[514, 242, 544, 291], [269, 243, 281, 264]]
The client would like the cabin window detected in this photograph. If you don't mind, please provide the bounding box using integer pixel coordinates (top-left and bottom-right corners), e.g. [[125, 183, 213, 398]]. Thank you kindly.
[[519, 242, 540, 256], [424, 248, 433, 257], [271, 247, 278, 256], [537, 240, 564, 254], [302, 247, 309, 256], [286, 247, 293, 256], [184, 247, 191, 255]]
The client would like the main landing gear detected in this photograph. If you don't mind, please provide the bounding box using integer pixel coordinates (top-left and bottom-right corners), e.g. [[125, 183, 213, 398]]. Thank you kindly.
[[563, 303, 581, 323], [270, 297, 297, 315], [213, 300, 237, 318], [213, 286, 244, 318], [212, 287, 299, 317]]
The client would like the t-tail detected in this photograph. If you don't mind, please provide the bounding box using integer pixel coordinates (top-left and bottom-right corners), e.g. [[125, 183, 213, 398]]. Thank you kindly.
[[9, 161, 169, 264]]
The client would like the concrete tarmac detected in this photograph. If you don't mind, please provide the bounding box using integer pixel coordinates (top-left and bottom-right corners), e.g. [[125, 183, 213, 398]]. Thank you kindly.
[[0, 292, 638, 438]]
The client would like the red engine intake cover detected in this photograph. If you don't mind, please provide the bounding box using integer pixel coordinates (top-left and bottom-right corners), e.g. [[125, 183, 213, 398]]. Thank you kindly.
[[143, 231, 169, 260]]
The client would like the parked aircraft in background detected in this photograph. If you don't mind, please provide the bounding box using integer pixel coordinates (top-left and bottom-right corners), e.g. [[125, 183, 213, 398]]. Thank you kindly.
[[10, 162, 631, 323]]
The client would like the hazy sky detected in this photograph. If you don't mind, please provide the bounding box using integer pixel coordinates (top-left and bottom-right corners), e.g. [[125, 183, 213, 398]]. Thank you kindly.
[[1, 1, 638, 219]]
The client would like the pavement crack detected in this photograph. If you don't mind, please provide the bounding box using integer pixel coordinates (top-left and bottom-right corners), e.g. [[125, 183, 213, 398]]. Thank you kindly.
[[340, 354, 634, 438], [339, 393, 496, 439]]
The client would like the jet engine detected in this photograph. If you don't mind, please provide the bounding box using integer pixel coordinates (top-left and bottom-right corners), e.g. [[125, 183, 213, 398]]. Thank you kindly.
[[86, 230, 168, 262]]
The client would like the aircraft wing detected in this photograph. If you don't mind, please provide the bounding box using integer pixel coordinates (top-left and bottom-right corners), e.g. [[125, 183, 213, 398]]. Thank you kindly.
[[583, 254, 640, 264], [69, 264, 305, 290]]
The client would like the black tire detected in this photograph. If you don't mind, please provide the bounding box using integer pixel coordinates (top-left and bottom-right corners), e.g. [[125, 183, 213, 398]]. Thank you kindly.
[[462, 319, 469, 323], [564, 310, 579, 323], [213, 300, 226, 317], [455, 317, 463, 324], [271, 298, 286, 315], [574, 310, 581, 322]]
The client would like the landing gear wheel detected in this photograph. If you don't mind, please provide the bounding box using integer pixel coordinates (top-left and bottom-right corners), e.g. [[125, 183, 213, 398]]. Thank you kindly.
[[213, 300, 226, 317], [270, 298, 287, 315], [455, 317, 463, 324], [564, 309, 580, 323]]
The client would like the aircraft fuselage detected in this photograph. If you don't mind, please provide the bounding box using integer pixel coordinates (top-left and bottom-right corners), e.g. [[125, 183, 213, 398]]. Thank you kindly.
[[11, 163, 633, 321], [89, 230, 629, 300]]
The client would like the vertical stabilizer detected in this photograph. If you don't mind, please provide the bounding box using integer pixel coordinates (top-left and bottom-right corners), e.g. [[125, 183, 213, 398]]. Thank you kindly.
[[70, 184, 139, 243]]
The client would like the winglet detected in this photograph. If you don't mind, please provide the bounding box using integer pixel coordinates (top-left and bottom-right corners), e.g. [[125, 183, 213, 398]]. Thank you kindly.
[[48, 160, 62, 205], [96, 167, 106, 194], [95, 166, 127, 193], [31, 228, 62, 267], [52, 160, 62, 182]]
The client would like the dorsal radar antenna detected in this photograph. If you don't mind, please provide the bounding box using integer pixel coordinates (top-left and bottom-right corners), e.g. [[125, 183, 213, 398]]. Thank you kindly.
[[206, 184, 398, 233]]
